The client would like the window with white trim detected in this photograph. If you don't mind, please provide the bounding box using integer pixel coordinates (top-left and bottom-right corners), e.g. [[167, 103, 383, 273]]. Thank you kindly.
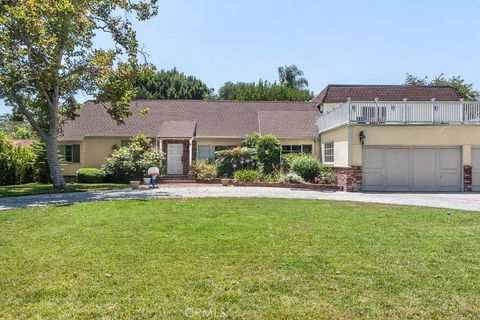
[[323, 142, 334, 163], [281, 145, 313, 154], [59, 144, 80, 163]]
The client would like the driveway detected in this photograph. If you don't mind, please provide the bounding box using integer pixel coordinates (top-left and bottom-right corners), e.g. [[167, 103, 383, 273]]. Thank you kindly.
[[1, 185, 480, 211]]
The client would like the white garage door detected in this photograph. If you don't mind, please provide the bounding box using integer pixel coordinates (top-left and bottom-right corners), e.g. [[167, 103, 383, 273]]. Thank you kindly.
[[472, 149, 480, 191], [363, 147, 461, 192]]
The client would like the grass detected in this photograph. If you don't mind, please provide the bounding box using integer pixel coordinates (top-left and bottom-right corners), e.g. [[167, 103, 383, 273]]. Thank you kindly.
[[0, 198, 479, 319], [0, 182, 129, 197]]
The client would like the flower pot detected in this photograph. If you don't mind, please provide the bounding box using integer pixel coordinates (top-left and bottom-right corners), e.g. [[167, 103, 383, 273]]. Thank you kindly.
[[143, 177, 151, 185], [130, 181, 141, 189], [221, 179, 231, 186]]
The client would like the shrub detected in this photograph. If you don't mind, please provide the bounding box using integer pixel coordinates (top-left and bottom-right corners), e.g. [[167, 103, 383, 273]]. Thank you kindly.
[[241, 132, 260, 148], [256, 135, 281, 174], [76, 168, 105, 183], [103, 135, 165, 182], [316, 166, 337, 184], [215, 146, 256, 177], [0, 132, 36, 185], [290, 155, 322, 182], [279, 171, 305, 184], [192, 160, 217, 182], [233, 169, 258, 182], [281, 153, 315, 172]]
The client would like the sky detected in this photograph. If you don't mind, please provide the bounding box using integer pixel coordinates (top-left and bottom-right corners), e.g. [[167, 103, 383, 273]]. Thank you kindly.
[[2, 0, 480, 114]]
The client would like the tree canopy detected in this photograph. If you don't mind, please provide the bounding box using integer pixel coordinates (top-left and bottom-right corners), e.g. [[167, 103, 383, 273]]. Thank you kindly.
[[135, 66, 213, 100], [404, 73, 479, 101], [278, 65, 309, 89], [0, 0, 158, 188], [217, 65, 313, 101], [217, 80, 313, 101]]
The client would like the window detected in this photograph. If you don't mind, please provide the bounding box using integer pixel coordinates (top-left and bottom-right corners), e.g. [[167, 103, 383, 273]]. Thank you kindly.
[[197, 145, 235, 162], [197, 145, 215, 163], [59, 144, 80, 163], [324, 142, 334, 163], [281, 145, 313, 154], [120, 140, 131, 147]]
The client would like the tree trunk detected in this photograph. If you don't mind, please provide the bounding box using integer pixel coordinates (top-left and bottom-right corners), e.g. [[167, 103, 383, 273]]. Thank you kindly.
[[45, 135, 66, 189]]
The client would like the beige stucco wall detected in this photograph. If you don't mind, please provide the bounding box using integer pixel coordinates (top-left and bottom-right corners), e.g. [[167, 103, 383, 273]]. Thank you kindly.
[[350, 125, 480, 166], [59, 136, 133, 176], [320, 127, 349, 167]]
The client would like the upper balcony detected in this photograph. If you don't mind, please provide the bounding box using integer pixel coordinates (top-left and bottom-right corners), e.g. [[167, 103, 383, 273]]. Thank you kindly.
[[316, 98, 480, 133]]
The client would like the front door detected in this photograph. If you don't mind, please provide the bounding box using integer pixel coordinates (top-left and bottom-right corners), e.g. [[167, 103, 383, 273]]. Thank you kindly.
[[167, 144, 184, 175]]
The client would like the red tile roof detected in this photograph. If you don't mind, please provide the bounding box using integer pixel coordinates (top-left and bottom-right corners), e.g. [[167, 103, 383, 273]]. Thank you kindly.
[[59, 100, 320, 141], [314, 85, 461, 104]]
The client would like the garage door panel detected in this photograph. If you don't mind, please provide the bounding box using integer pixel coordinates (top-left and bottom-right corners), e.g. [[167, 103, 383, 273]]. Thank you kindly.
[[411, 149, 436, 191], [363, 149, 383, 169], [385, 149, 409, 190], [439, 148, 460, 169], [363, 147, 461, 192], [472, 149, 480, 191]]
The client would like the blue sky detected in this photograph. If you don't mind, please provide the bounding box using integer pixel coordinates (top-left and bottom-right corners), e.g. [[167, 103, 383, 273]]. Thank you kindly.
[[2, 0, 480, 114]]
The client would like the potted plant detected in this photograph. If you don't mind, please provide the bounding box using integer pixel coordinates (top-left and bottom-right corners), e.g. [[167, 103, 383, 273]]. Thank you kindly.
[[130, 180, 141, 189], [220, 174, 231, 186]]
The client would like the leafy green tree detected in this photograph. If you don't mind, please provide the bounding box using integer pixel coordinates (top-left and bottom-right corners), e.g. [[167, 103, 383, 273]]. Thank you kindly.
[[217, 80, 313, 101], [278, 65, 309, 89], [404, 73, 479, 101], [0, 0, 158, 189], [256, 135, 281, 174], [241, 132, 261, 148], [135, 66, 213, 100]]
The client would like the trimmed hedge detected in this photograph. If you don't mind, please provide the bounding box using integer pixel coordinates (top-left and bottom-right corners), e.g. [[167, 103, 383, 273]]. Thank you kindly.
[[290, 156, 322, 182], [76, 168, 105, 183]]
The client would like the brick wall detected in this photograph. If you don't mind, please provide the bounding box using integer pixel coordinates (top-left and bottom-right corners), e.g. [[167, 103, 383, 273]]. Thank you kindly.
[[464, 165, 472, 192], [334, 166, 363, 192], [162, 139, 196, 175]]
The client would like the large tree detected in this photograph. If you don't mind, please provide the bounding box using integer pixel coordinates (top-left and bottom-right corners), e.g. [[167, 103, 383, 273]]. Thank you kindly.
[[135, 66, 213, 100], [217, 80, 313, 101], [0, 0, 158, 188], [278, 65, 309, 89], [404, 73, 479, 101]]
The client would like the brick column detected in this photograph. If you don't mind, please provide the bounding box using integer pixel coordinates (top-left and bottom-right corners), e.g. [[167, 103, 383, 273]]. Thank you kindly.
[[334, 166, 362, 192], [464, 165, 472, 192]]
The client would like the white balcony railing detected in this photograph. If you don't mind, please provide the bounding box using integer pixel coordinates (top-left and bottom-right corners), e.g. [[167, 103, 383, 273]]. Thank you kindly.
[[316, 99, 480, 133]]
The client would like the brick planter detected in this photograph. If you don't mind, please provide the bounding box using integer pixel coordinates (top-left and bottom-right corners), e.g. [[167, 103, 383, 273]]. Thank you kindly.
[[334, 166, 362, 192], [232, 181, 340, 191], [464, 165, 473, 192]]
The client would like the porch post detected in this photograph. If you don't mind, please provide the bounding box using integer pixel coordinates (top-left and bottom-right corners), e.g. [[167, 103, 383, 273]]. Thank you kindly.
[[158, 138, 163, 152], [189, 138, 193, 168]]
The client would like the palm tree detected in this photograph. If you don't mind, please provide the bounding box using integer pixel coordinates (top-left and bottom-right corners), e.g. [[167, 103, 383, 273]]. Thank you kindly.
[[278, 65, 309, 89]]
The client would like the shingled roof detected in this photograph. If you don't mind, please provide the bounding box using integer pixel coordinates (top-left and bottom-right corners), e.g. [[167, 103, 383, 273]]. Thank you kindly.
[[59, 100, 319, 141], [314, 85, 461, 105]]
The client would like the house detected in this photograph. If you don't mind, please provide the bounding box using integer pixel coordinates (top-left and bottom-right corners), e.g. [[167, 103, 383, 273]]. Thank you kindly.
[[315, 85, 480, 192], [58, 100, 321, 176]]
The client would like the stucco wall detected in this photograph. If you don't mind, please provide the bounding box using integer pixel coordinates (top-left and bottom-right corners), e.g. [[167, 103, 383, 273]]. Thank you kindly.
[[320, 127, 349, 167], [350, 125, 480, 166]]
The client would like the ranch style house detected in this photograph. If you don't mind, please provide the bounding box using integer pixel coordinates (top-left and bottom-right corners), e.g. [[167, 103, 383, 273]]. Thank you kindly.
[[59, 84, 480, 192]]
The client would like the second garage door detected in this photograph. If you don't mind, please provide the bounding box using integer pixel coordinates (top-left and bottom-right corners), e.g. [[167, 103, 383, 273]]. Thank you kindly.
[[363, 147, 461, 192]]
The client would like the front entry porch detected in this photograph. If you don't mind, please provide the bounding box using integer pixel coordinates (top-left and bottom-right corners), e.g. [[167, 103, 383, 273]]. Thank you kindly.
[[159, 138, 197, 176]]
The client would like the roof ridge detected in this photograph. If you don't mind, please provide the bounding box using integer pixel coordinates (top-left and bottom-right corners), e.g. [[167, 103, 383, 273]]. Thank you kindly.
[[325, 84, 455, 88]]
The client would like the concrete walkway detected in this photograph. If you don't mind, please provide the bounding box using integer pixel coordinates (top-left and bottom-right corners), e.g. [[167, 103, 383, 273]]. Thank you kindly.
[[1, 185, 480, 211]]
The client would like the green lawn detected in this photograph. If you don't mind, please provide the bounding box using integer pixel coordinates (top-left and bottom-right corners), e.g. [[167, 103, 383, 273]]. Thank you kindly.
[[0, 182, 129, 197], [0, 198, 479, 319]]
